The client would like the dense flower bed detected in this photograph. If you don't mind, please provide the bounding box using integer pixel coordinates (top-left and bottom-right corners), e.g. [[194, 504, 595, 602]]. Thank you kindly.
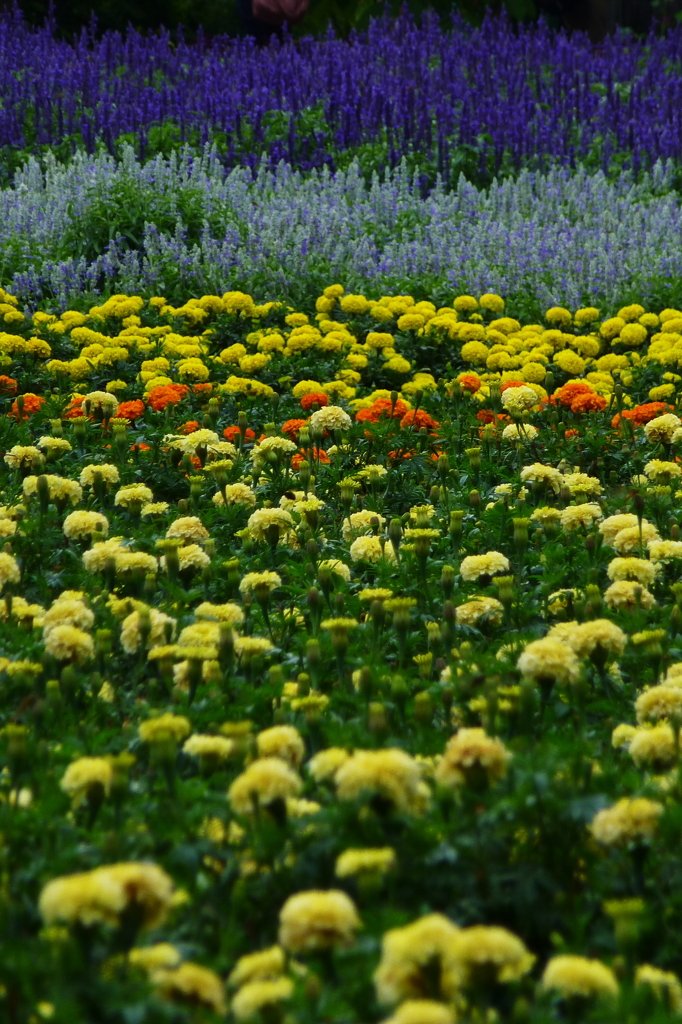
[[3, 151, 682, 309], [4, 283, 682, 1020], [1, 10, 682, 185]]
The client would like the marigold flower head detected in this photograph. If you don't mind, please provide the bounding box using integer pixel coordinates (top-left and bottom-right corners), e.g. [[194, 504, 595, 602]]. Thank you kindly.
[[374, 913, 460, 1006], [635, 684, 682, 723], [635, 964, 682, 1013], [335, 748, 428, 815], [542, 955, 619, 998], [153, 962, 227, 1015], [60, 756, 113, 806], [517, 637, 580, 685], [39, 862, 175, 929], [335, 847, 397, 878], [278, 889, 360, 952], [139, 713, 191, 745], [459, 551, 510, 581], [436, 728, 511, 790], [231, 977, 293, 1021], [590, 797, 663, 845], [257, 725, 305, 767], [307, 747, 350, 782], [228, 757, 302, 815]]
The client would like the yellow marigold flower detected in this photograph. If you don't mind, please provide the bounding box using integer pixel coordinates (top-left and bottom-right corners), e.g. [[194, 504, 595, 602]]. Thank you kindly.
[[335, 847, 396, 878], [79, 463, 120, 487], [635, 964, 682, 1013], [454, 597, 504, 627], [257, 725, 305, 767], [612, 723, 638, 748], [63, 510, 109, 540], [459, 551, 509, 581], [239, 571, 281, 598], [121, 607, 176, 654], [129, 943, 182, 972], [648, 539, 682, 561], [517, 638, 580, 685], [545, 306, 572, 326], [562, 472, 602, 497], [228, 757, 302, 815], [479, 293, 504, 313], [520, 463, 563, 493], [436, 728, 511, 790], [611, 521, 660, 554], [139, 713, 191, 745], [153, 962, 226, 1015], [246, 508, 295, 544], [452, 925, 535, 985], [60, 756, 113, 806], [307, 747, 350, 782], [0, 551, 21, 591], [115, 483, 153, 508], [381, 1001, 455, 1024], [547, 618, 627, 659], [44, 625, 94, 663], [604, 580, 655, 611], [644, 459, 682, 482], [340, 294, 369, 315], [553, 349, 586, 375], [212, 483, 256, 507], [644, 413, 682, 443], [590, 797, 663, 845], [228, 945, 285, 987], [39, 862, 175, 929], [350, 536, 396, 563], [234, 636, 274, 659], [335, 748, 428, 815], [607, 557, 657, 585], [166, 516, 210, 545], [629, 724, 677, 771], [231, 977, 293, 1021], [461, 341, 489, 364], [194, 601, 244, 625], [599, 513, 639, 546], [374, 913, 460, 1006], [278, 889, 360, 952], [542, 955, 619, 998], [635, 684, 682, 723], [182, 734, 234, 762]]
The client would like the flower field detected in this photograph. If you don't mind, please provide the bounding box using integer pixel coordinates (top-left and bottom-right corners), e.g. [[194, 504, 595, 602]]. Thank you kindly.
[[2, 279, 682, 1023], [4, 5, 682, 1023]]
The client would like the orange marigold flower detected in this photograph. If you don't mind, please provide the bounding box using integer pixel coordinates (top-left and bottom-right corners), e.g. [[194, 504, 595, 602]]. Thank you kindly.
[[281, 418, 307, 439], [223, 425, 256, 442], [571, 392, 607, 414], [400, 409, 440, 432], [63, 395, 85, 419], [116, 400, 146, 422], [500, 380, 527, 393], [131, 443, 152, 452], [291, 447, 330, 469], [458, 373, 482, 393], [300, 392, 329, 411], [9, 392, 45, 420], [192, 383, 214, 394], [553, 381, 594, 408], [564, 428, 580, 439], [355, 398, 409, 423], [0, 376, 18, 394], [179, 420, 201, 434], [147, 384, 189, 412], [612, 402, 673, 429]]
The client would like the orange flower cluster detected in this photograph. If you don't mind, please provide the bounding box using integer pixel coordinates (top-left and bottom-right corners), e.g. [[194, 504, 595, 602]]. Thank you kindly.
[[300, 391, 329, 411], [116, 399, 146, 422], [612, 401, 674, 428], [146, 383, 189, 411], [281, 418, 307, 439], [0, 376, 18, 394], [9, 392, 44, 420], [223, 425, 256, 443], [178, 419, 200, 434], [458, 373, 482, 393], [400, 408, 440, 432], [355, 397, 409, 424], [292, 447, 330, 469]]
